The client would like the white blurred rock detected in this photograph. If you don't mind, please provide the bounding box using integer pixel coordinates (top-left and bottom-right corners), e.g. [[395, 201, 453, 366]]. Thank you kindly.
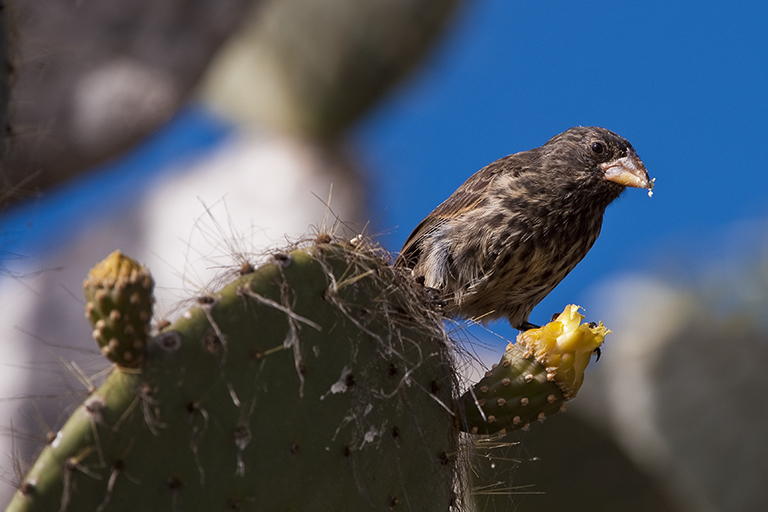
[[73, 60, 179, 152]]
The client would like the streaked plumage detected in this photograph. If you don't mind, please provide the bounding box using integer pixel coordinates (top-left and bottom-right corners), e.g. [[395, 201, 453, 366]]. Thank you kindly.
[[395, 126, 653, 330]]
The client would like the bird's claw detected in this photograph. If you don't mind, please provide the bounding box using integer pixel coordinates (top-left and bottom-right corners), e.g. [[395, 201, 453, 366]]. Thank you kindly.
[[519, 321, 540, 331], [413, 277, 447, 308], [424, 287, 447, 308]]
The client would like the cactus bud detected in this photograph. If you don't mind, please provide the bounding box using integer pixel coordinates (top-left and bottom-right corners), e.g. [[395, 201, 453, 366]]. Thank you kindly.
[[83, 251, 154, 367]]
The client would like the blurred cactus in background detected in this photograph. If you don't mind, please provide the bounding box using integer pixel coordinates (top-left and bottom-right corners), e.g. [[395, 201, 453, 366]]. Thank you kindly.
[[0, 0, 9, 209], [202, 0, 460, 139], [0, 0, 260, 200], [572, 264, 768, 512]]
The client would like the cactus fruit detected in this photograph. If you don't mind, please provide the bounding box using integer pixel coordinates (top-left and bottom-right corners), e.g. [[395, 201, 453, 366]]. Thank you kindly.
[[459, 306, 609, 435], [6, 241, 459, 512], [82, 251, 155, 368]]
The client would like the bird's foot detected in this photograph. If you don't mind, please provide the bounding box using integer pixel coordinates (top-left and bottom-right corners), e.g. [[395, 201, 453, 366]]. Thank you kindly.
[[411, 276, 447, 308], [425, 287, 447, 308], [586, 321, 603, 361], [519, 321, 540, 331]]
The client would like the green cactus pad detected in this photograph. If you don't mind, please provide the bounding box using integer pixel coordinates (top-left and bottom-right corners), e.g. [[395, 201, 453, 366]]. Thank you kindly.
[[460, 305, 608, 435], [82, 251, 154, 367], [459, 342, 567, 435], [7, 242, 459, 512]]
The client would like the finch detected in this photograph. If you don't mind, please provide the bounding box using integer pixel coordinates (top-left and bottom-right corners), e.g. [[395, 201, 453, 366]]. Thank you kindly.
[[395, 126, 653, 330]]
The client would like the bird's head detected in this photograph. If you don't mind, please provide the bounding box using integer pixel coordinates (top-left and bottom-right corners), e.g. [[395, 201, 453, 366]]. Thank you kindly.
[[543, 126, 653, 201]]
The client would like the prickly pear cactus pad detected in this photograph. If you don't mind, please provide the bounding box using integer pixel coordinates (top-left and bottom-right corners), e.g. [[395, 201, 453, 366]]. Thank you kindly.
[[460, 305, 609, 435], [7, 242, 459, 512]]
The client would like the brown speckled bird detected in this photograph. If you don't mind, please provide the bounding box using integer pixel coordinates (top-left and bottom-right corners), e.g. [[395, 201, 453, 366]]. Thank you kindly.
[[395, 126, 653, 330]]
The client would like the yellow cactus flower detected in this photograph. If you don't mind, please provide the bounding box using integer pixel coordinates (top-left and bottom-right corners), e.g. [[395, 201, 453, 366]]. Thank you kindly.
[[516, 305, 610, 398]]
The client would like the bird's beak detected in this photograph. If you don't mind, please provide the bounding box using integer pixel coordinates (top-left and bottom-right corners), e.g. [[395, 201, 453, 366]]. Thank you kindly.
[[600, 151, 653, 189]]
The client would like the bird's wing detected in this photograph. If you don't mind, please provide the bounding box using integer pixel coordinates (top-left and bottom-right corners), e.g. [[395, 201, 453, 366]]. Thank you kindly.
[[395, 164, 503, 269]]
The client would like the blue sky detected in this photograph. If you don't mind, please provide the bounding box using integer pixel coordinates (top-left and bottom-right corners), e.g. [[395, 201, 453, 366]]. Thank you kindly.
[[3, 0, 768, 343], [353, 0, 768, 339]]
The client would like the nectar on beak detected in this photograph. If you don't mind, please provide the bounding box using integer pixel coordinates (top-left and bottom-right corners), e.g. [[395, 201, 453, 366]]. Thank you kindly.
[[600, 151, 653, 190]]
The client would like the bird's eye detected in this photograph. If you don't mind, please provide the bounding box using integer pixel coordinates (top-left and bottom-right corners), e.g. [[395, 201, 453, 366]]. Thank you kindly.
[[590, 142, 604, 154]]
